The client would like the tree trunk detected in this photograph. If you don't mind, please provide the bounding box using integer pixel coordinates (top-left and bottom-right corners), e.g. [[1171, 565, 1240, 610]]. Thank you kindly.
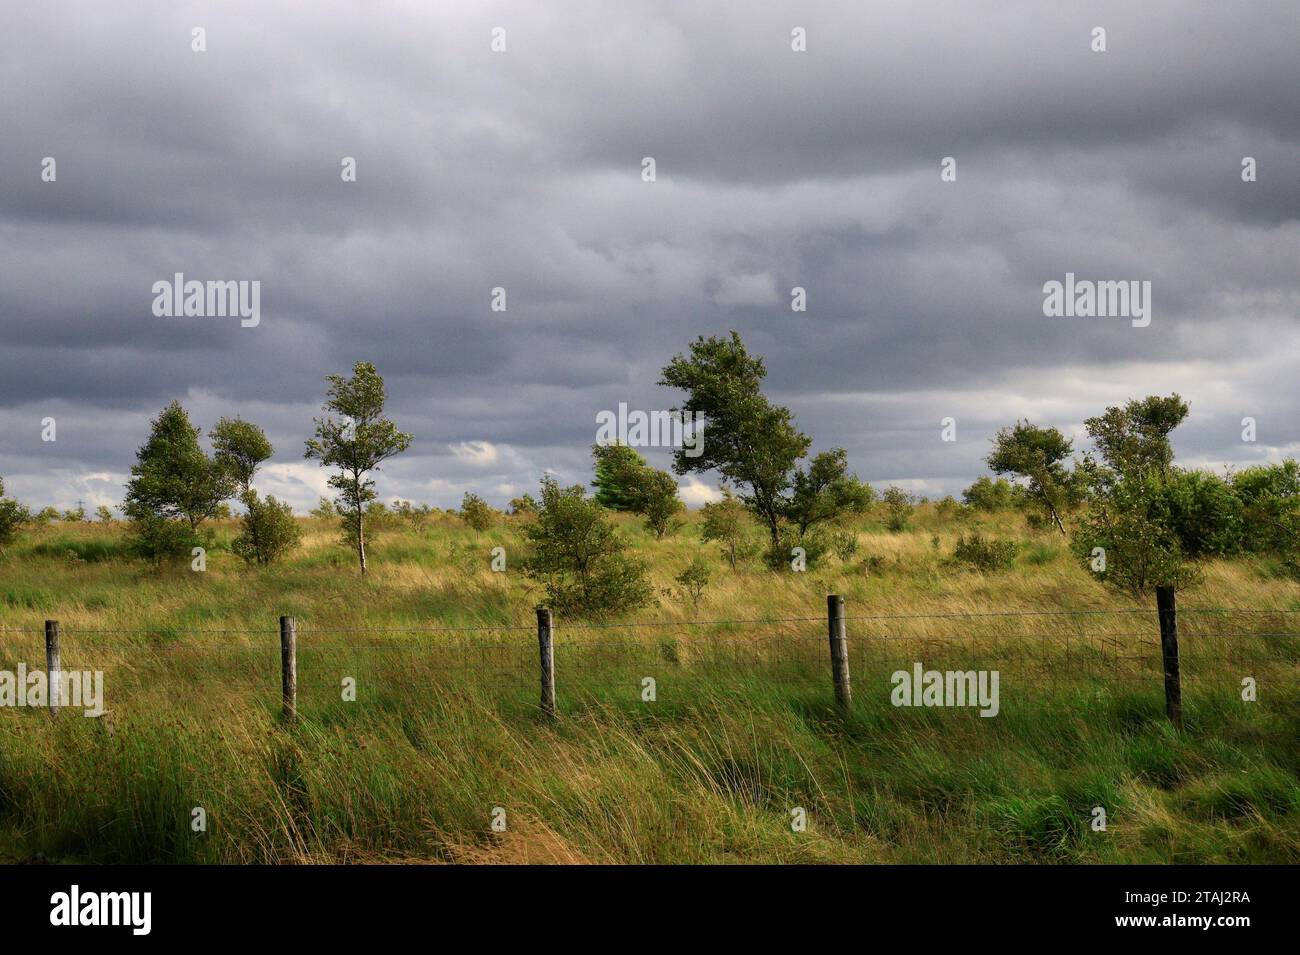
[[356, 502, 367, 575], [1050, 505, 1066, 535]]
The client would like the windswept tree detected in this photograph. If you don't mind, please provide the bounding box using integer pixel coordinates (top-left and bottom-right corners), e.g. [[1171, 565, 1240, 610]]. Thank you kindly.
[[590, 443, 683, 537], [1084, 394, 1189, 481], [785, 448, 875, 539], [660, 332, 863, 558], [123, 402, 236, 561], [591, 443, 649, 511], [211, 417, 299, 566], [211, 417, 274, 492], [987, 421, 1074, 533], [304, 362, 412, 575]]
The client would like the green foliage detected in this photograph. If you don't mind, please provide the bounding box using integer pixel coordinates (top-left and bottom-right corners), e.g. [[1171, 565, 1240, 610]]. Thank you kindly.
[[310, 498, 337, 519], [232, 491, 301, 566], [304, 362, 413, 574], [674, 556, 711, 612], [521, 477, 654, 618], [33, 506, 60, 526], [0, 477, 32, 551], [953, 532, 1018, 572], [1084, 394, 1188, 480], [634, 468, 684, 539], [987, 421, 1074, 532], [210, 417, 273, 491], [591, 443, 649, 511], [882, 486, 914, 533], [962, 476, 1025, 512], [699, 488, 755, 568], [95, 504, 115, 523], [831, 529, 859, 562], [659, 331, 811, 548], [62, 504, 87, 522], [460, 493, 496, 532], [123, 402, 235, 563], [785, 448, 874, 538], [1232, 460, 1300, 556], [1071, 463, 1201, 597], [1146, 470, 1242, 558], [509, 494, 537, 516]]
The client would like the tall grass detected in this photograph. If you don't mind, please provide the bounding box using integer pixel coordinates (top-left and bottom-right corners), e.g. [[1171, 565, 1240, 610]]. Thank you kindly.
[[0, 507, 1296, 863]]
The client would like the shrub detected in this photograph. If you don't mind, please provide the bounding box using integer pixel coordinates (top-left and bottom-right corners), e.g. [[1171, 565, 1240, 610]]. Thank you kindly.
[[0, 478, 31, 551], [674, 556, 711, 612], [962, 476, 1024, 512], [460, 493, 496, 533], [522, 477, 654, 618], [509, 494, 537, 516], [882, 487, 913, 532], [831, 529, 859, 562], [95, 505, 115, 523], [635, 469, 684, 539], [310, 498, 337, 519], [953, 532, 1018, 572], [232, 492, 302, 565], [700, 488, 754, 568]]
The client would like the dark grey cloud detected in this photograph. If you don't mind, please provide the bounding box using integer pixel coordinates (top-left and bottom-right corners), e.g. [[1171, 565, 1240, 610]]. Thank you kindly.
[[1, 0, 1297, 511]]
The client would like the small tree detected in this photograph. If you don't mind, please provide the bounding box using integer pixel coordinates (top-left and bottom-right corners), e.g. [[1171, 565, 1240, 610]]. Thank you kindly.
[[310, 497, 337, 519], [987, 421, 1074, 533], [591, 443, 649, 511], [211, 417, 273, 492], [304, 362, 412, 575], [633, 468, 683, 539], [700, 487, 752, 568], [233, 494, 301, 565], [674, 556, 711, 612], [124, 402, 236, 562], [62, 504, 87, 522], [0, 478, 31, 552], [509, 494, 537, 516], [521, 477, 654, 617], [460, 493, 496, 532], [882, 486, 914, 532], [785, 449, 874, 539], [95, 504, 115, 523]]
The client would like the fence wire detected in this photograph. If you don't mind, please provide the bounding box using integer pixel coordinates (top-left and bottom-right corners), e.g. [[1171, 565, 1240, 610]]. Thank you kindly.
[[0, 606, 1295, 718]]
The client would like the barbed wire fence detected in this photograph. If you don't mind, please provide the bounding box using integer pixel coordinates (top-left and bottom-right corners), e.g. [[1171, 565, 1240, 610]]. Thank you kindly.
[[1, 587, 1296, 726]]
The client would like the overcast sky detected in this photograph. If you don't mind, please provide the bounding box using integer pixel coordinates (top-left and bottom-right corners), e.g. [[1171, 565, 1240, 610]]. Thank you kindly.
[[1, 1, 1297, 513]]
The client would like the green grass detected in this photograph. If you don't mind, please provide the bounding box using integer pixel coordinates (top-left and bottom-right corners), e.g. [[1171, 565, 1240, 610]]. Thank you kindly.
[[0, 507, 1296, 863]]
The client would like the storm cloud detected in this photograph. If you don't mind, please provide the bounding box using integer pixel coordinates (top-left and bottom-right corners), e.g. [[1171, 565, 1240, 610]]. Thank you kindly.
[[1, 0, 1297, 511]]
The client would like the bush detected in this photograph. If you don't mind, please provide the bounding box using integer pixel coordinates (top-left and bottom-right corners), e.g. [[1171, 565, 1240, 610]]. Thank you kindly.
[[310, 498, 337, 519], [232, 492, 301, 566], [0, 478, 30, 552], [1146, 470, 1242, 558], [674, 556, 711, 612], [460, 493, 496, 533], [953, 532, 1018, 571], [962, 476, 1025, 512], [522, 477, 654, 618], [764, 529, 829, 571], [882, 487, 913, 532], [127, 513, 199, 564], [700, 488, 754, 568], [830, 529, 859, 562]]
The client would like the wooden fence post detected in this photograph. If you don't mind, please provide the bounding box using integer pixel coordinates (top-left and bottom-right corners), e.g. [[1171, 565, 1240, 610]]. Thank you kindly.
[[280, 615, 297, 722], [536, 607, 556, 720], [1155, 586, 1182, 729], [44, 620, 61, 718], [826, 595, 851, 710]]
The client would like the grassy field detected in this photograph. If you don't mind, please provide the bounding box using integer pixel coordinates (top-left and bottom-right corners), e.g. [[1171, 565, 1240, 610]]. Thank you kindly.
[[1, 505, 1297, 864]]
